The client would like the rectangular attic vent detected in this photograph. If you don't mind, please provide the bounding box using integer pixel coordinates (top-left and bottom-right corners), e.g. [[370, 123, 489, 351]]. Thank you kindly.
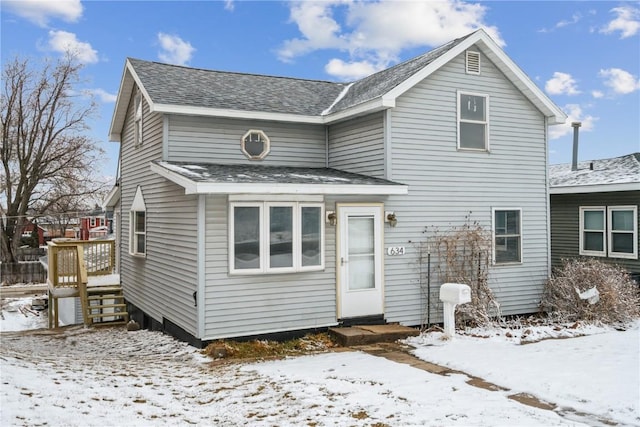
[[466, 51, 481, 75]]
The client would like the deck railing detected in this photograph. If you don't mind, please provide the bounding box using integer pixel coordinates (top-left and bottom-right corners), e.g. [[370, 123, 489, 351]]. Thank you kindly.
[[47, 239, 116, 288]]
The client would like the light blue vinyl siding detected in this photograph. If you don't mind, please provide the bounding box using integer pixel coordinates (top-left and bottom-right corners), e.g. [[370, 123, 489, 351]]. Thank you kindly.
[[167, 115, 327, 167], [120, 89, 199, 335], [328, 112, 385, 178], [381, 48, 550, 325], [202, 195, 338, 339]]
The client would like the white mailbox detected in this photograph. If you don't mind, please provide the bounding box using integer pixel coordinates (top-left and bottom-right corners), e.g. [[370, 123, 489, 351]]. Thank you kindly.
[[439, 283, 472, 339], [439, 283, 471, 304]]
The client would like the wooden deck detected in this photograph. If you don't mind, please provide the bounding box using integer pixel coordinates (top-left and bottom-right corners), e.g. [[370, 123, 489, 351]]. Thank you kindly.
[[47, 239, 128, 328]]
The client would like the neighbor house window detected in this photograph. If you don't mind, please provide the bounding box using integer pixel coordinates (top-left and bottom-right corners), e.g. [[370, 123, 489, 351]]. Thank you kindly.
[[493, 208, 522, 264], [458, 91, 489, 151], [579, 207, 606, 257], [607, 206, 637, 259], [241, 129, 270, 160], [230, 202, 323, 274], [90, 217, 96, 227], [134, 92, 143, 147], [129, 186, 146, 256]]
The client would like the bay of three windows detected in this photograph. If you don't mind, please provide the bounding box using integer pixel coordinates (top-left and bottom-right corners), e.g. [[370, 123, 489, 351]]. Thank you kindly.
[[231, 202, 323, 274]]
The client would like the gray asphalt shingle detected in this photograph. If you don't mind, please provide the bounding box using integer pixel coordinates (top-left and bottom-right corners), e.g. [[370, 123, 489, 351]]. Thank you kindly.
[[549, 153, 640, 188]]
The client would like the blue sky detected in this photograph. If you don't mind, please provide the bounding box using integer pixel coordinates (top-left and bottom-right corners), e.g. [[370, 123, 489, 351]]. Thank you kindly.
[[2, 0, 639, 182]]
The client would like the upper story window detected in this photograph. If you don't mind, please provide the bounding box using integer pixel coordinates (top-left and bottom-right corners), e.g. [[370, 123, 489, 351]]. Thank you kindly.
[[129, 186, 146, 257], [458, 91, 489, 151], [493, 208, 522, 264], [134, 92, 143, 147], [241, 130, 270, 160], [230, 201, 323, 274], [579, 206, 637, 259]]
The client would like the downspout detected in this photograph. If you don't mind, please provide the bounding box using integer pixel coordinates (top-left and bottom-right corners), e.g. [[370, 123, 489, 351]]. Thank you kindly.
[[325, 126, 329, 168], [544, 117, 551, 279]]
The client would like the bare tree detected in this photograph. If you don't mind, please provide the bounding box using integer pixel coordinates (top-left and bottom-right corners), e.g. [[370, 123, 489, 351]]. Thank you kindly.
[[1, 54, 105, 263]]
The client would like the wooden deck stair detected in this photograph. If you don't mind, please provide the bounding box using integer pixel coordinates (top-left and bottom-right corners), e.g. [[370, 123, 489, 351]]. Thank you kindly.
[[84, 285, 128, 326], [47, 239, 128, 328]]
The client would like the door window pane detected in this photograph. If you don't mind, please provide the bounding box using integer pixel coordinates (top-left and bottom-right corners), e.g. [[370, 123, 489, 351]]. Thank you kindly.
[[301, 207, 321, 267], [348, 217, 375, 290], [234, 207, 260, 270], [269, 206, 293, 268]]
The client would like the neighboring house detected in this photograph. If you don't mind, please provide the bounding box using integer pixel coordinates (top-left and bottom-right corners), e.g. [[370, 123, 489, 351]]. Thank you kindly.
[[549, 153, 640, 277], [107, 29, 566, 346], [21, 219, 47, 246], [79, 207, 112, 240]]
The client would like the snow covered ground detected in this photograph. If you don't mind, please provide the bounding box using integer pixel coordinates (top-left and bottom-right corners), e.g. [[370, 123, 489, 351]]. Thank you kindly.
[[1, 296, 638, 426]]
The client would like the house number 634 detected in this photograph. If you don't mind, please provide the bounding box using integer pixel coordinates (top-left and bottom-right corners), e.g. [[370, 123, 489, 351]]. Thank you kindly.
[[387, 246, 405, 256]]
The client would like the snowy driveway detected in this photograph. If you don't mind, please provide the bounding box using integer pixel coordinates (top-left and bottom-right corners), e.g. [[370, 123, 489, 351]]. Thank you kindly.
[[1, 323, 624, 426]]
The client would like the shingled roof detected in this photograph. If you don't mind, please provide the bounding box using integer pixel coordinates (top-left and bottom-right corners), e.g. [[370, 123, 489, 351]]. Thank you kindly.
[[549, 153, 640, 194], [110, 29, 566, 141]]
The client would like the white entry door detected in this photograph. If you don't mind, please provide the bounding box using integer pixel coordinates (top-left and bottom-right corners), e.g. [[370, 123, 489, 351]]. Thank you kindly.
[[338, 205, 384, 318]]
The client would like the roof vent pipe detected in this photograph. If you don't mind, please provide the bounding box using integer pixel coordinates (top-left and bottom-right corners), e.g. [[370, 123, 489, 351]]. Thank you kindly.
[[571, 122, 582, 171]]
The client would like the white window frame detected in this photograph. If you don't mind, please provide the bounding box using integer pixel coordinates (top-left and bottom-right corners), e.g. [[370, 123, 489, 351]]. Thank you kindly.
[[129, 186, 146, 257], [457, 91, 490, 151], [241, 129, 270, 160], [607, 206, 638, 259], [492, 208, 522, 265], [229, 201, 324, 275], [579, 206, 606, 257], [134, 91, 143, 147]]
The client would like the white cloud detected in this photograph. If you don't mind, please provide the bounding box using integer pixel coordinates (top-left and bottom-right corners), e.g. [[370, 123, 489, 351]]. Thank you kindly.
[[545, 72, 581, 96], [157, 33, 195, 66], [600, 6, 640, 38], [591, 90, 604, 99], [2, 0, 82, 27], [549, 104, 597, 139], [539, 12, 582, 33], [599, 68, 640, 94], [279, 0, 503, 80], [224, 0, 234, 12], [47, 30, 99, 64], [88, 88, 117, 103], [325, 58, 382, 81]]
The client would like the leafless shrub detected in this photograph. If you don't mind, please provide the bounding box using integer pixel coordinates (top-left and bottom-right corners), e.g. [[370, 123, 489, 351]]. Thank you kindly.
[[541, 258, 640, 324], [429, 215, 501, 327]]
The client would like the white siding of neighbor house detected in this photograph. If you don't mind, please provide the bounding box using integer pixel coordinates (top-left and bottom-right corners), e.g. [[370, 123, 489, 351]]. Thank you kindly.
[[120, 89, 199, 335], [328, 112, 385, 178], [202, 195, 338, 340], [380, 48, 550, 325], [167, 115, 327, 167]]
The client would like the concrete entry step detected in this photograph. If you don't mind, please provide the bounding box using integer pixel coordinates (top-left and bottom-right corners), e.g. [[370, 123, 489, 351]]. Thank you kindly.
[[329, 324, 420, 346]]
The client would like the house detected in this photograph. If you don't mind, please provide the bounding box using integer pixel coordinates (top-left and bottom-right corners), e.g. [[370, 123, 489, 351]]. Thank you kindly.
[[79, 206, 112, 240], [21, 219, 47, 246], [549, 152, 640, 277], [107, 29, 566, 346]]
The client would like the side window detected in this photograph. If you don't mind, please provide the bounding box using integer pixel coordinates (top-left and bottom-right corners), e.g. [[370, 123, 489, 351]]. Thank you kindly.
[[493, 208, 522, 264], [458, 92, 489, 151], [579, 207, 606, 257], [134, 92, 143, 147], [607, 206, 637, 259], [129, 186, 146, 256], [241, 130, 270, 160]]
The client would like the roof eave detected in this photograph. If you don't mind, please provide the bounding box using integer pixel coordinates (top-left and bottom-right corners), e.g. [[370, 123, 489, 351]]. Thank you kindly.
[[550, 182, 639, 194], [109, 59, 154, 142], [152, 104, 324, 124], [150, 162, 408, 196]]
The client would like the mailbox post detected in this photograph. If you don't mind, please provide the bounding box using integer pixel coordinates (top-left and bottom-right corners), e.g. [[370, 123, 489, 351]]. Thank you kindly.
[[439, 283, 471, 339]]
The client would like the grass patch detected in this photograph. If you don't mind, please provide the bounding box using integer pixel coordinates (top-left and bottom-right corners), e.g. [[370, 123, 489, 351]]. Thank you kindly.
[[203, 333, 338, 360]]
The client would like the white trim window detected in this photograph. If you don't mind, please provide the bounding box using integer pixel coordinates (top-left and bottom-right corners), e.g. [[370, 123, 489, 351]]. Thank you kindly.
[[230, 201, 324, 274], [458, 91, 489, 151], [579, 207, 606, 257], [493, 208, 522, 264], [129, 186, 147, 256], [607, 206, 637, 259], [134, 91, 143, 147], [241, 129, 270, 160]]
